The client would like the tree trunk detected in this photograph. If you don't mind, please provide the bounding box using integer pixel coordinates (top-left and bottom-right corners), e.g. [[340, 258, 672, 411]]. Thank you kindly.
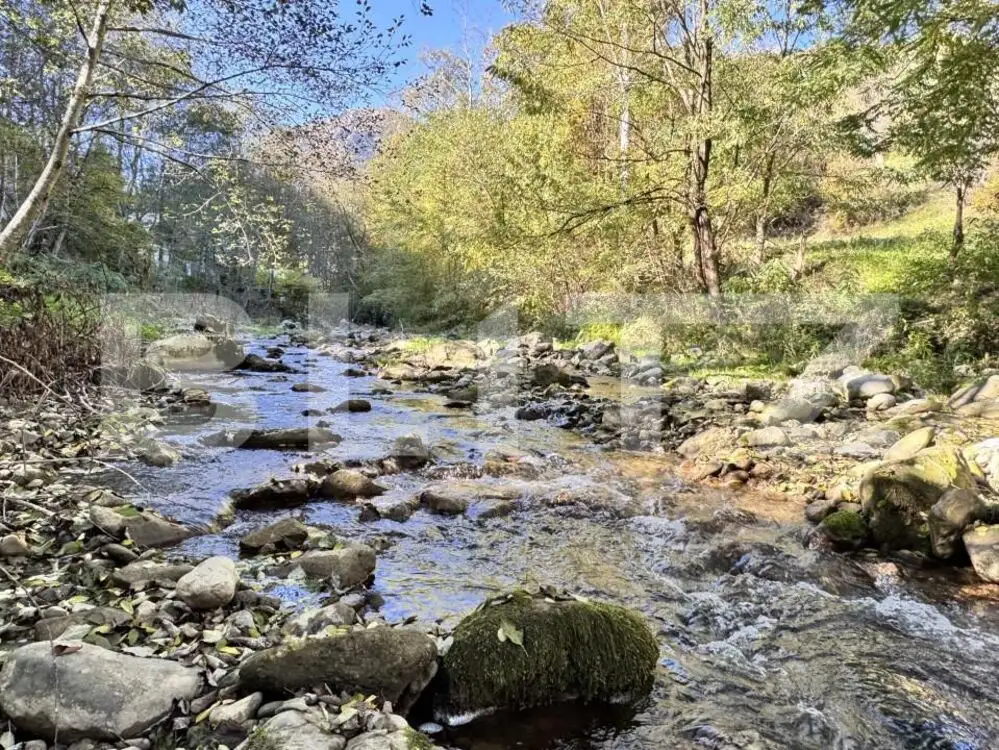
[[951, 183, 966, 260], [687, 8, 720, 297], [754, 153, 775, 265], [0, 0, 115, 260]]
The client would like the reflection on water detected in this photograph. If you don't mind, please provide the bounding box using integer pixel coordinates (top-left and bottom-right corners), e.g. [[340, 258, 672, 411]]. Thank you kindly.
[[104, 336, 999, 749]]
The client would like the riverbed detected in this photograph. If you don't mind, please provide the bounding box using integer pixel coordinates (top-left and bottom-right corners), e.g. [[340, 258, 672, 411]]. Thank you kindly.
[[113, 335, 999, 750]]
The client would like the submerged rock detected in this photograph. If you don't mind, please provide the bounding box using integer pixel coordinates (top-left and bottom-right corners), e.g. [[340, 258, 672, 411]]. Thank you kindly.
[[203, 427, 341, 450], [439, 592, 658, 720], [330, 399, 373, 413], [236, 353, 298, 373], [231, 478, 313, 510], [238, 627, 438, 711], [0, 642, 201, 741]]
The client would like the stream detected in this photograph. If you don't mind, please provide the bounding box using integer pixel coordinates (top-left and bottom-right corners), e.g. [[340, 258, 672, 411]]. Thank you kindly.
[[110, 335, 999, 750]]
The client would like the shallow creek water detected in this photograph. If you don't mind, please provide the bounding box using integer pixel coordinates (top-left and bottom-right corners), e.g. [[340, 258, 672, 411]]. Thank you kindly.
[[111, 338, 999, 750]]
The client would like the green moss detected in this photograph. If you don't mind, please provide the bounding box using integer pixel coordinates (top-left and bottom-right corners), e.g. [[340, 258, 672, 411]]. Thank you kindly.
[[405, 727, 434, 750], [821, 510, 868, 543], [245, 728, 280, 750], [441, 592, 659, 716]]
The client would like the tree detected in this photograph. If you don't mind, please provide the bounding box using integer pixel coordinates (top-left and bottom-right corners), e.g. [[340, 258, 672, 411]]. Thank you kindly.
[[0, 0, 414, 260], [836, 0, 999, 255]]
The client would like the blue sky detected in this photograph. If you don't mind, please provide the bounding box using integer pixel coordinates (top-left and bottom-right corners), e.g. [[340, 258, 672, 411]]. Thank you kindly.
[[370, 0, 517, 95]]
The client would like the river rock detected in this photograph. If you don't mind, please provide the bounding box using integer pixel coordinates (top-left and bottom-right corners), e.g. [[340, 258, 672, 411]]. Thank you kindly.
[[928, 488, 989, 559], [740, 426, 791, 448], [840, 372, 895, 401], [530, 363, 586, 388], [239, 517, 309, 554], [817, 510, 869, 550], [33, 607, 131, 641], [283, 602, 357, 637], [321, 470, 387, 499], [283, 543, 376, 588], [138, 440, 181, 467], [0, 533, 29, 556], [860, 445, 978, 550], [0, 642, 201, 741], [242, 709, 346, 750], [236, 353, 297, 373], [204, 427, 341, 450], [238, 627, 438, 711], [963, 525, 999, 582], [760, 398, 820, 426], [210, 692, 263, 728], [883, 426, 935, 463], [440, 592, 657, 719], [176, 556, 238, 610], [347, 729, 421, 750], [678, 427, 736, 459], [330, 399, 373, 413], [948, 375, 999, 409], [389, 435, 431, 469], [231, 478, 312, 510], [419, 481, 522, 517], [90, 506, 194, 548], [292, 382, 326, 393], [867, 393, 897, 412], [112, 560, 193, 587]]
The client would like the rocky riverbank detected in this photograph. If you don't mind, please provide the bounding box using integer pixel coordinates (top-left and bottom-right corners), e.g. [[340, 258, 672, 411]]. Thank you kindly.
[[0, 323, 666, 750], [343, 329, 999, 583]]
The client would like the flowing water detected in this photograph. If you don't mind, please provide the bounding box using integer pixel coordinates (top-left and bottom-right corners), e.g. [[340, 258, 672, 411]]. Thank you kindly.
[[112, 337, 999, 750]]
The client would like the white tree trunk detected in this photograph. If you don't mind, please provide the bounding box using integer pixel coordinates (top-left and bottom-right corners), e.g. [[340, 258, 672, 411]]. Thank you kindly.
[[0, 0, 115, 260]]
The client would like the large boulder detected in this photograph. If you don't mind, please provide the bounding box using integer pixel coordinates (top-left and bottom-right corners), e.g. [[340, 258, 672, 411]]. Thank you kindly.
[[389, 435, 431, 469], [928, 488, 990, 559], [439, 592, 658, 720], [963, 525, 999, 582], [0, 642, 201, 741], [860, 445, 979, 551], [176, 556, 238, 610], [238, 627, 438, 711]]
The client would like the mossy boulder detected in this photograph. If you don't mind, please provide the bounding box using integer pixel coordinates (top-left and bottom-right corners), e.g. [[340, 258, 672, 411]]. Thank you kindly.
[[439, 592, 658, 720], [860, 445, 979, 551], [818, 510, 869, 550]]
